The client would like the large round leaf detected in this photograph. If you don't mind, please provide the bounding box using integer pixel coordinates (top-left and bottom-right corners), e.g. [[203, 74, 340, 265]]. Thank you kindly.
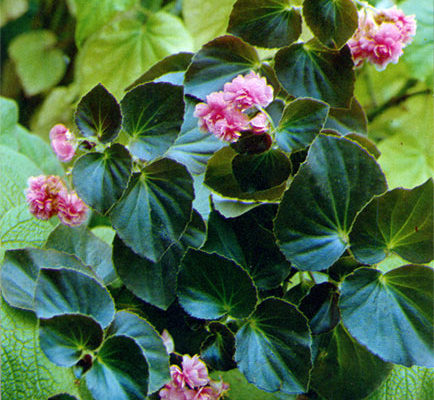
[[350, 179, 433, 264], [235, 298, 312, 394], [120, 82, 185, 161], [110, 158, 194, 262], [275, 134, 387, 271], [340, 265, 434, 367], [274, 40, 355, 108], [35, 268, 115, 328], [178, 249, 257, 320], [72, 144, 132, 214], [39, 314, 104, 367], [85, 335, 149, 400], [228, 0, 302, 48]]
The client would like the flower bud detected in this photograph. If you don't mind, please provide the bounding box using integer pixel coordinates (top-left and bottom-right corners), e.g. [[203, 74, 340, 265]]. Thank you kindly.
[[49, 124, 77, 162]]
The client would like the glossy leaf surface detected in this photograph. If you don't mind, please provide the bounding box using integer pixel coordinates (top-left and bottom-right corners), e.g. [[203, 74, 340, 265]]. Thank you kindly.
[[201, 322, 236, 371], [324, 98, 368, 135]]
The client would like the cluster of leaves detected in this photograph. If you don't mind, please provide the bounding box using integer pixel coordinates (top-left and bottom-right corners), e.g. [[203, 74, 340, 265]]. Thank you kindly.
[[0, 0, 433, 400]]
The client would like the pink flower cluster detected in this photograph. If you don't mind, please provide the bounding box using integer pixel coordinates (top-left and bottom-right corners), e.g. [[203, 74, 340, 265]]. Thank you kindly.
[[50, 124, 77, 162], [194, 71, 274, 142], [348, 6, 416, 70], [159, 355, 229, 400], [25, 175, 88, 227]]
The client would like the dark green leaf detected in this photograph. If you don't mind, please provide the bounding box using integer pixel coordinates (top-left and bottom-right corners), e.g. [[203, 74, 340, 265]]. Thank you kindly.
[[228, 0, 302, 48], [311, 324, 393, 400], [276, 98, 329, 153], [340, 265, 434, 367], [235, 298, 311, 394], [108, 311, 170, 393], [39, 314, 103, 367], [49, 395, 79, 400], [178, 249, 257, 319], [303, 0, 358, 48], [345, 133, 381, 159], [350, 179, 433, 264], [110, 158, 194, 262], [85, 335, 149, 400], [275, 134, 387, 271], [35, 268, 115, 328], [72, 144, 132, 214], [324, 98, 368, 135], [201, 322, 236, 371], [274, 40, 355, 107], [121, 82, 184, 161], [231, 132, 273, 155], [283, 279, 315, 305], [75, 84, 122, 143]]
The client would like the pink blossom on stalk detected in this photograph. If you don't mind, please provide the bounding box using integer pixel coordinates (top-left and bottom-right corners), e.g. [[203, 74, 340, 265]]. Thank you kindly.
[[57, 191, 88, 227], [159, 381, 196, 400], [182, 355, 210, 388], [374, 6, 416, 44], [249, 112, 270, 134], [170, 365, 187, 388], [49, 124, 76, 162]]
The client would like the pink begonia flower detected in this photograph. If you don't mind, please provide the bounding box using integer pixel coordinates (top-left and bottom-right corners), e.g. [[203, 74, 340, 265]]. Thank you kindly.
[[223, 71, 274, 110], [170, 365, 187, 388], [208, 378, 230, 397], [57, 191, 88, 227], [49, 124, 77, 162], [194, 91, 249, 142], [182, 355, 210, 388], [161, 329, 175, 354], [25, 175, 65, 220], [159, 381, 196, 400], [249, 112, 270, 134], [374, 6, 416, 44], [192, 386, 219, 400]]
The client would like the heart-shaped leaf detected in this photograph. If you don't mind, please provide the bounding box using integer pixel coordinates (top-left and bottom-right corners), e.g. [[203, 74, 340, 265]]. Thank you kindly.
[[178, 249, 257, 320], [324, 98, 368, 135], [39, 314, 104, 367], [340, 265, 434, 367], [120, 82, 184, 161], [110, 158, 194, 262], [228, 0, 302, 48], [72, 144, 132, 214], [75, 84, 122, 143], [201, 322, 236, 371], [275, 134, 387, 271], [235, 298, 312, 394], [350, 179, 433, 264], [35, 268, 115, 328], [274, 40, 355, 107]]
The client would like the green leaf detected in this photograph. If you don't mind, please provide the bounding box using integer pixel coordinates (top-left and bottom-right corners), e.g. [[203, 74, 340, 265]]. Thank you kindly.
[[350, 179, 433, 264], [108, 310, 170, 393], [324, 98, 368, 136], [39, 314, 104, 367], [35, 268, 115, 328], [235, 298, 312, 394], [120, 82, 185, 160], [110, 158, 194, 262], [75, 10, 194, 98], [310, 323, 393, 400], [75, 84, 122, 143], [0, 0, 28, 27], [276, 98, 329, 153], [45, 224, 117, 285], [275, 134, 387, 271], [184, 35, 260, 100], [178, 249, 257, 319], [85, 335, 149, 400], [274, 40, 355, 108], [339, 265, 434, 367], [201, 322, 236, 371], [303, 0, 358, 48], [228, 0, 302, 48], [8, 30, 66, 95], [0, 297, 81, 400], [72, 144, 132, 214]]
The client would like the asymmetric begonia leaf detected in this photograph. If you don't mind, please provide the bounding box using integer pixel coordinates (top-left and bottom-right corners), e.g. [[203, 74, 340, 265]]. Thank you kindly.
[[345, 133, 381, 159], [108, 310, 170, 393], [350, 179, 433, 264], [310, 323, 393, 400], [35, 268, 115, 328], [184, 35, 260, 100], [303, 0, 358, 48], [113, 210, 205, 310], [110, 158, 194, 262], [75, 83, 122, 143], [85, 335, 149, 400], [45, 224, 116, 284], [178, 249, 257, 320], [0, 248, 93, 311], [339, 265, 434, 367], [275, 134, 387, 271], [324, 98, 368, 135], [72, 144, 132, 214], [235, 298, 312, 394], [120, 82, 184, 161], [274, 40, 355, 107], [276, 98, 329, 153], [39, 314, 104, 367], [228, 0, 302, 48]]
